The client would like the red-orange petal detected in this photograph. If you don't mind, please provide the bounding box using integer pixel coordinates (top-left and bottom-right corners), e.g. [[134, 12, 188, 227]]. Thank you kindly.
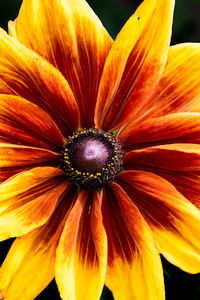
[[95, 0, 174, 131], [142, 43, 200, 119], [0, 94, 64, 151], [15, 0, 113, 128], [123, 141, 200, 210], [123, 143, 200, 172], [55, 190, 107, 300], [118, 113, 200, 151], [0, 166, 30, 184], [0, 29, 80, 137], [102, 183, 164, 300], [0, 143, 60, 167], [140, 169, 200, 210], [117, 171, 200, 273], [0, 166, 65, 240]]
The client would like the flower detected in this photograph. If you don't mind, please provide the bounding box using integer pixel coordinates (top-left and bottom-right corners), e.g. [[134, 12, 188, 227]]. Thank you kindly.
[[0, 0, 200, 299]]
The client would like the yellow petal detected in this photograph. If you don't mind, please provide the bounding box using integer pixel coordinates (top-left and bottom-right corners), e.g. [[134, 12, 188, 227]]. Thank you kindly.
[[16, 0, 113, 128], [8, 19, 17, 39], [103, 183, 164, 300], [55, 190, 107, 300], [95, 0, 175, 131], [0, 229, 55, 300]]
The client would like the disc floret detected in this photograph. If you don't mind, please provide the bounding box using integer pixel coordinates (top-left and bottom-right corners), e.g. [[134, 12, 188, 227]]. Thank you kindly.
[[61, 128, 123, 189]]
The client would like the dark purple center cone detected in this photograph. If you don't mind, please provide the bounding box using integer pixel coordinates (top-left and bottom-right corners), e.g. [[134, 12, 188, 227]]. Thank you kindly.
[[61, 128, 123, 189], [72, 138, 109, 172]]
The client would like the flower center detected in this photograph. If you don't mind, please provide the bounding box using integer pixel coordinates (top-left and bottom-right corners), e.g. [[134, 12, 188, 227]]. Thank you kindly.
[[61, 128, 123, 189]]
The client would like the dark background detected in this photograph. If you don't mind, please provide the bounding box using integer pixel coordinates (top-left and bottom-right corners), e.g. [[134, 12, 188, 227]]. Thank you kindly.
[[0, 0, 200, 299]]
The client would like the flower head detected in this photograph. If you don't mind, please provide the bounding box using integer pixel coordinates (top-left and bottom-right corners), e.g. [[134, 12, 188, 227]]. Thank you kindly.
[[0, 0, 200, 299]]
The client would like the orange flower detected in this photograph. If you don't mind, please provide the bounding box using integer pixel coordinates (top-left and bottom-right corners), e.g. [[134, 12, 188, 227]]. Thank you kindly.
[[0, 0, 200, 299]]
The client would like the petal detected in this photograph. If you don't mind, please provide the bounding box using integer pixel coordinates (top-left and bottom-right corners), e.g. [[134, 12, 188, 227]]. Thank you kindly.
[[118, 113, 200, 151], [8, 19, 17, 39], [0, 229, 56, 300], [0, 182, 76, 300], [144, 43, 200, 118], [16, 0, 113, 128], [0, 167, 64, 207], [117, 171, 200, 273], [0, 143, 60, 168], [55, 190, 107, 300], [0, 29, 80, 137], [123, 141, 200, 210], [102, 183, 164, 300], [95, 0, 175, 131], [123, 143, 200, 171], [0, 94, 64, 151], [146, 170, 200, 210], [0, 166, 30, 183], [0, 167, 65, 240]]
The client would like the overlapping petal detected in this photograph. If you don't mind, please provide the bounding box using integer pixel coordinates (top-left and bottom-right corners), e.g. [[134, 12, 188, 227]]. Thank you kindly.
[[0, 166, 29, 184], [118, 113, 200, 151], [123, 144, 200, 171], [123, 141, 200, 209], [0, 143, 60, 168], [0, 94, 64, 151], [0, 167, 65, 240], [0, 142, 60, 183], [102, 183, 164, 300], [55, 190, 107, 300], [143, 43, 200, 118], [0, 29, 80, 136], [0, 183, 77, 300], [95, 0, 175, 131], [145, 170, 200, 210], [15, 0, 113, 128], [117, 171, 200, 273], [0, 229, 56, 300]]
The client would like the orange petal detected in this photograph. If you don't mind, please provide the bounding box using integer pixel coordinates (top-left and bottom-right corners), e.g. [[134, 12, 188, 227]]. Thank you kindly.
[[55, 190, 107, 300], [0, 29, 80, 137], [118, 171, 200, 273], [0, 167, 65, 240], [0, 166, 30, 183], [0, 94, 64, 151], [118, 113, 200, 151], [123, 143, 200, 171], [16, 0, 113, 128], [0, 143, 60, 167], [102, 183, 164, 300], [95, 0, 175, 131], [143, 43, 200, 118]]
